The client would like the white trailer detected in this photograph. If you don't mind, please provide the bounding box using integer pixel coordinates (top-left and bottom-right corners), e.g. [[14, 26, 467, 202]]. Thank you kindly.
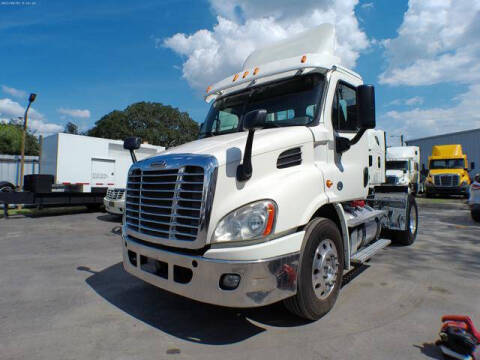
[[41, 133, 163, 192], [0, 133, 163, 215], [386, 146, 421, 193]]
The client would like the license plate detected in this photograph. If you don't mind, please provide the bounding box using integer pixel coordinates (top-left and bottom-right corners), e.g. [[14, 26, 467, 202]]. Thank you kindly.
[[109, 201, 114, 207]]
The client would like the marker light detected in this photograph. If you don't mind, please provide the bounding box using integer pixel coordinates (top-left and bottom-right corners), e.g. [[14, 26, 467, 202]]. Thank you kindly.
[[253, 67, 260, 75], [301, 55, 307, 63], [206, 85, 212, 93], [232, 74, 239, 82], [242, 71, 249, 78]]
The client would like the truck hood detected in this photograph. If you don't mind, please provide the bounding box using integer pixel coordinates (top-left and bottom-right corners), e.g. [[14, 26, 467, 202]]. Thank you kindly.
[[429, 169, 465, 175], [158, 126, 314, 166]]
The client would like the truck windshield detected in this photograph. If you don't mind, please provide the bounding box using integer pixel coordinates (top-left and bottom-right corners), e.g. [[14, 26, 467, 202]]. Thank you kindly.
[[386, 160, 408, 171], [429, 159, 465, 169], [199, 73, 325, 138]]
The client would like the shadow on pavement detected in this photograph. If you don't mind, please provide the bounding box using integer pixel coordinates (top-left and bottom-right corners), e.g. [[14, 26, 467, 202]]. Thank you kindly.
[[413, 342, 444, 360], [79, 262, 312, 345], [97, 214, 122, 223]]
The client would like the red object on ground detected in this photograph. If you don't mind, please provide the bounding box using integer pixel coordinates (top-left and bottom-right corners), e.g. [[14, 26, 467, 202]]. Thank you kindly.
[[441, 315, 480, 341]]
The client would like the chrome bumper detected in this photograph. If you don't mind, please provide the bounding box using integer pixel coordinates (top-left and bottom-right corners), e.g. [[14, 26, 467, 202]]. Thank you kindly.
[[103, 198, 124, 215], [122, 234, 300, 308]]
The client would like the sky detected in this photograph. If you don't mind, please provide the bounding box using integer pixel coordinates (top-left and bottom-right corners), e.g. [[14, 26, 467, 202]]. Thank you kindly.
[[1, 0, 479, 145]]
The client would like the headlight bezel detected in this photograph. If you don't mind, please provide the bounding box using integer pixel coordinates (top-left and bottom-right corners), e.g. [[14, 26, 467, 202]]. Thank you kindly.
[[212, 199, 278, 244]]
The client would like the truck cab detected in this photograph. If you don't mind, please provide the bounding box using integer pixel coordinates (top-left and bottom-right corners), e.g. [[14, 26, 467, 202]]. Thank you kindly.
[[122, 25, 417, 320], [386, 146, 421, 194], [425, 144, 472, 197]]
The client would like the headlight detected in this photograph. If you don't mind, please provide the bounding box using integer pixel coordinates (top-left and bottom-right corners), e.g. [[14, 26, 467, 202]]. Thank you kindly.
[[212, 200, 277, 243]]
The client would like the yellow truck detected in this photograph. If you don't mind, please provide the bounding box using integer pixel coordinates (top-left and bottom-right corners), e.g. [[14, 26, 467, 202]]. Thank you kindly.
[[425, 144, 472, 197]]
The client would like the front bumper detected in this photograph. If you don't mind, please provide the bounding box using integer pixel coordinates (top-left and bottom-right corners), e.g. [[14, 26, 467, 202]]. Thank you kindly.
[[425, 184, 469, 195], [122, 232, 301, 308], [103, 198, 124, 215]]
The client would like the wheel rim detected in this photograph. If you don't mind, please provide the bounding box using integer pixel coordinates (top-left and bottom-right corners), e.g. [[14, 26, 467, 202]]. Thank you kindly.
[[312, 238, 339, 300], [409, 205, 417, 234]]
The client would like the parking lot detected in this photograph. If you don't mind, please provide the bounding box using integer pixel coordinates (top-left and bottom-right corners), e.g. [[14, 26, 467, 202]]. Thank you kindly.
[[1, 198, 479, 360]]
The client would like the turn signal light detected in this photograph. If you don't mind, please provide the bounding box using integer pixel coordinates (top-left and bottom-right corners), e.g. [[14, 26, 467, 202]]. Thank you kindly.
[[263, 203, 276, 236], [326, 180, 333, 188], [232, 74, 239, 82], [301, 55, 307, 63]]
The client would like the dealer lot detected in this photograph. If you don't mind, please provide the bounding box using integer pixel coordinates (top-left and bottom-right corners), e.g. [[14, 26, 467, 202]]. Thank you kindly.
[[1, 199, 479, 360]]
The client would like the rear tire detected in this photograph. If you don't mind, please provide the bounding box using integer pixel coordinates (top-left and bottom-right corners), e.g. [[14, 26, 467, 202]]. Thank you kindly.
[[0, 181, 15, 192], [284, 218, 344, 320], [392, 195, 418, 246]]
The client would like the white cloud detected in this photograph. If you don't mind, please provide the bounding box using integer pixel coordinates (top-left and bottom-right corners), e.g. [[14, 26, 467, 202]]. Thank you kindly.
[[361, 2, 374, 9], [0, 98, 62, 136], [388, 96, 424, 106], [381, 85, 480, 140], [162, 0, 369, 90], [404, 96, 423, 106], [1, 85, 27, 99], [379, 0, 480, 86], [57, 107, 90, 119]]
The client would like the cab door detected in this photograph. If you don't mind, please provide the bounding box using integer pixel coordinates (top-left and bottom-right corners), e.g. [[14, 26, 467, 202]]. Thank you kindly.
[[319, 74, 370, 202]]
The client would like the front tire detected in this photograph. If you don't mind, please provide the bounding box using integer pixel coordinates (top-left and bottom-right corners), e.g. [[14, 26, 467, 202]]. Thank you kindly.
[[284, 218, 344, 320], [393, 195, 418, 246]]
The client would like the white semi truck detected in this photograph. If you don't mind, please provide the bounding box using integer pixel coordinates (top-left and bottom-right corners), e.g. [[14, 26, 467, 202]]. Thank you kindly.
[[386, 146, 421, 194], [122, 25, 418, 320]]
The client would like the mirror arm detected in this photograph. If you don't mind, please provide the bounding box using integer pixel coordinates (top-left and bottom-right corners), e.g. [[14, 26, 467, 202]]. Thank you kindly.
[[130, 150, 137, 164], [349, 128, 367, 146], [236, 129, 255, 181]]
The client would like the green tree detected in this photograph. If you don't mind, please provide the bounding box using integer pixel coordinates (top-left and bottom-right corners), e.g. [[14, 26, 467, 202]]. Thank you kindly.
[[87, 102, 199, 147], [0, 121, 40, 155], [64, 121, 79, 134]]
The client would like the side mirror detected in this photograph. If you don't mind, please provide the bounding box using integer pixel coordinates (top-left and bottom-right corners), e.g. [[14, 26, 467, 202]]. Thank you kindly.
[[357, 85, 376, 129], [236, 109, 267, 182], [123, 137, 141, 151], [124, 136, 141, 163], [243, 109, 267, 130]]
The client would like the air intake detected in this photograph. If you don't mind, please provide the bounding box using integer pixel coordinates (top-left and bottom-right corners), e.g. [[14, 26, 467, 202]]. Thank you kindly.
[[277, 147, 302, 169]]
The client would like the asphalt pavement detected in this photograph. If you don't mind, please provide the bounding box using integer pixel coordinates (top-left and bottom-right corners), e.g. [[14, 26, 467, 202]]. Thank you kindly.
[[1, 198, 479, 360]]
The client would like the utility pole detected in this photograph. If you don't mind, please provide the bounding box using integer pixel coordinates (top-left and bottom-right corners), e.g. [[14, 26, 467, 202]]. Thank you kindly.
[[17, 93, 37, 209]]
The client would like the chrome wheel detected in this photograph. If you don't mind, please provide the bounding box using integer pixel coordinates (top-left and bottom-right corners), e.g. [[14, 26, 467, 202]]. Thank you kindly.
[[409, 205, 417, 234], [312, 238, 339, 300]]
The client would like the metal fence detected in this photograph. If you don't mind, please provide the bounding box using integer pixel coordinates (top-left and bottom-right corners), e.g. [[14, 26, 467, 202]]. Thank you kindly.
[[0, 154, 39, 187]]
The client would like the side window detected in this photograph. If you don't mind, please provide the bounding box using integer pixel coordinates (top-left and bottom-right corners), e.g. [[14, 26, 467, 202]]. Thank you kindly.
[[332, 82, 358, 131]]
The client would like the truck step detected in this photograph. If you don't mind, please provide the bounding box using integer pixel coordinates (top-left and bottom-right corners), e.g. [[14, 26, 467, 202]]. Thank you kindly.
[[350, 239, 391, 264]]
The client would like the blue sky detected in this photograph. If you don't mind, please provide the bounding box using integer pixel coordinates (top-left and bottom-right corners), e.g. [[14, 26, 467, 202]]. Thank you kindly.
[[1, 0, 479, 145]]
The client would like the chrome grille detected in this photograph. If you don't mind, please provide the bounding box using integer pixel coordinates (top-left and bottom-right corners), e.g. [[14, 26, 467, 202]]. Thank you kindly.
[[106, 188, 125, 200], [124, 155, 217, 249], [434, 174, 459, 187]]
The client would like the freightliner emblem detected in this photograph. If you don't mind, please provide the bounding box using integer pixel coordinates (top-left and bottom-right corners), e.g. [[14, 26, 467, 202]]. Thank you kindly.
[[151, 160, 167, 168]]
